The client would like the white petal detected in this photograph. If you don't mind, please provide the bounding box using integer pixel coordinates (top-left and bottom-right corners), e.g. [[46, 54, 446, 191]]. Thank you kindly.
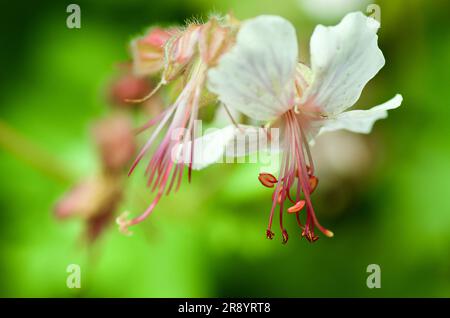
[[207, 15, 298, 121], [304, 11, 385, 115], [176, 125, 279, 170], [318, 94, 403, 135]]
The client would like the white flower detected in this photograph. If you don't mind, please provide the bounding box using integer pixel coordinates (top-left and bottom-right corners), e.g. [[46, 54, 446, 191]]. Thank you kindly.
[[187, 12, 403, 243]]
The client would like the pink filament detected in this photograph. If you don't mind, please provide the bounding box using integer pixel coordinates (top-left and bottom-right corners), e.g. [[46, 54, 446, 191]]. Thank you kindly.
[[266, 110, 331, 242], [127, 62, 206, 228]]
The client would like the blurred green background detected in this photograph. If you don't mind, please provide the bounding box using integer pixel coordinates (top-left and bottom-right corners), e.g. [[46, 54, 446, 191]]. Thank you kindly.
[[0, 0, 449, 297]]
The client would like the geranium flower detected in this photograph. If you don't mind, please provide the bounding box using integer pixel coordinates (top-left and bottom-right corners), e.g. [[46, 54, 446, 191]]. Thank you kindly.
[[117, 15, 240, 234], [188, 12, 402, 243]]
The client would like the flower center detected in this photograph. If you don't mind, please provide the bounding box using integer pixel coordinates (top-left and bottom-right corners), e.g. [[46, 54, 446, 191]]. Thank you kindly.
[[258, 110, 333, 243]]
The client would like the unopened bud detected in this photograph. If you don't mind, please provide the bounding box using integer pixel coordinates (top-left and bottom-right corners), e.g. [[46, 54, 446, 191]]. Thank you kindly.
[[131, 28, 172, 76], [199, 18, 234, 66], [163, 25, 201, 81]]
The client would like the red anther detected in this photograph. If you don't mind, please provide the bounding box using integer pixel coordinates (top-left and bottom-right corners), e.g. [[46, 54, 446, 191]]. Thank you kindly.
[[309, 175, 318, 193], [266, 229, 275, 240], [258, 173, 278, 188], [282, 230, 289, 244], [287, 200, 306, 213]]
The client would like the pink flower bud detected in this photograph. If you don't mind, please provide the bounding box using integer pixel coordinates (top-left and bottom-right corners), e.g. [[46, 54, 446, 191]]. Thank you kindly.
[[109, 73, 153, 107], [55, 180, 98, 219], [163, 25, 201, 81], [199, 18, 234, 65], [93, 115, 136, 173], [54, 176, 123, 242], [131, 28, 172, 76]]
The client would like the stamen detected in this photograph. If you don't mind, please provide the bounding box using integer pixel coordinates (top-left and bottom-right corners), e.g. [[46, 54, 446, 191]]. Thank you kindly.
[[123, 61, 206, 233], [287, 200, 305, 213], [258, 173, 278, 188], [309, 175, 318, 193], [261, 109, 333, 244], [274, 187, 284, 204], [133, 103, 177, 135]]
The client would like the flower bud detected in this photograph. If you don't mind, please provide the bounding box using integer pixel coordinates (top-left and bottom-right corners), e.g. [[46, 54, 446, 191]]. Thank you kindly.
[[163, 25, 201, 81], [109, 73, 152, 107], [131, 28, 172, 76], [93, 115, 136, 173], [199, 18, 234, 66]]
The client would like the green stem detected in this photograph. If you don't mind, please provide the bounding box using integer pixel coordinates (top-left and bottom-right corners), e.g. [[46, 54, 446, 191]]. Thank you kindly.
[[0, 119, 75, 184]]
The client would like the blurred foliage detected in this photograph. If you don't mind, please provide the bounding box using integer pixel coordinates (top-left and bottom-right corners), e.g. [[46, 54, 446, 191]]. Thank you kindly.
[[0, 0, 449, 297]]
